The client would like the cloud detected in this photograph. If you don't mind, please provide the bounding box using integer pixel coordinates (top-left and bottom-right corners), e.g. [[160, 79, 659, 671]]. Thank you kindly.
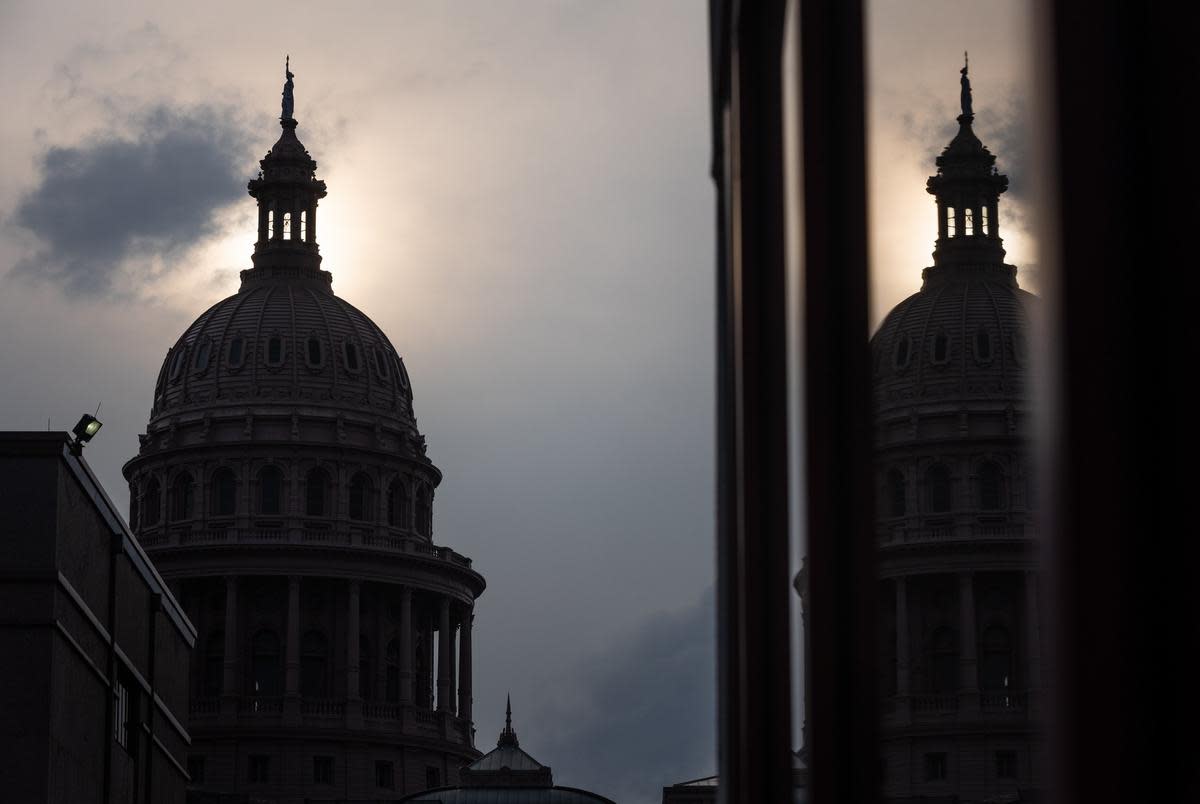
[[528, 588, 716, 804], [9, 103, 252, 297]]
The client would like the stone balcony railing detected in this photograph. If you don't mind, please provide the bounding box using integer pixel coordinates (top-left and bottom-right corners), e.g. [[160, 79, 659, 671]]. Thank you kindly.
[[883, 689, 1033, 726], [878, 521, 1033, 546], [189, 697, 472, 744], [137, 525, 473, 568]]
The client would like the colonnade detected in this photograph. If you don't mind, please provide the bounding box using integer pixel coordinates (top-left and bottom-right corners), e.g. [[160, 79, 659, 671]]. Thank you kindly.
[[214, 575, 472, 722]]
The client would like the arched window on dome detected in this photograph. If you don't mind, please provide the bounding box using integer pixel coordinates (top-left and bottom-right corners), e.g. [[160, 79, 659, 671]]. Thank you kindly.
[[306, 335, 323, 368], [980, 625, 1014, 691], [978, 460, 1004, 511], [893, 334, 912, 370], [343, 341, 361, 373], [250, 630, 282, 698], [193, 337, 212, 372], [887, 469, 907, 517], [359, 635, 373, 700], [373, 347, 391, 378], [415, 486, 432, 538], [202, 631, 224, 698], [210, 468, 237, 517], [143, 478, 162, 526], [300, 630, 329, 698], [266, 334, 284, 366], [228, 336, 246, 368], [925, 626, 958, 693], [168, 346, 187, 382], [387, 479, 410, 529], [931, 331, 950, 364], [170, 472, 195, 521], [974, 326, 993, 363], [925, 464, 952, 513], [349, 472, 373, 521], [258, 466, 283, 516], [306, 467, 331, 517], [385, 638, 400, 702]]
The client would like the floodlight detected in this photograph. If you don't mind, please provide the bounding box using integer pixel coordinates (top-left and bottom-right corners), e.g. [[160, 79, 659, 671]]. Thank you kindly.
[[70, 413, 103, 453]]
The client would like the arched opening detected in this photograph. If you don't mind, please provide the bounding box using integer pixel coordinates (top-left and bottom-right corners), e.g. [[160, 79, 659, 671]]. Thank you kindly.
[[306, 468, 331, 517], [964, 207, 974, 235], [259, 466, 283, 516], [349, 473, 372, 521], [344, 341, 361, 372], [170, 473, 195, 521], [893, 334, 911, 369], [194, 338, 212, 371], [946, 205, 956, 237], [925, 464, 952, 513], [266, 335, 283, 365], [978, 460, 1003, 510], [387, 479, 410, 528], [250, 630, 282, 697], [300, 209, 307, 241], [926, 626, 958, 692], [416, 486, 432, 537], [307, 336, 323, 367], [282, 211, 292, 239], [202, 631, 224, 697], [300, 630, 329, 698], [980, 625, 1013, 690], [981, 205, 989, 234], [887, 469, 906, 517], [211, 468, 237, 517], [143, 478, 162, 527], [374, 347, 390, 378], [932, 331, 949, 363], [386, 639, 401, 702], [228, 336, 246, 367]]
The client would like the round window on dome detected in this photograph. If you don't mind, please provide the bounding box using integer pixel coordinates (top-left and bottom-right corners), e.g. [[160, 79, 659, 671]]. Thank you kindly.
[[893, 334, 912, 370]]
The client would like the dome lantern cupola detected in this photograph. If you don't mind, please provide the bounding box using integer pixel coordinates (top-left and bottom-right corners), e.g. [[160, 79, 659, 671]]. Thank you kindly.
[[244, 56, 330, 289], [924, 53, 1013, 285]]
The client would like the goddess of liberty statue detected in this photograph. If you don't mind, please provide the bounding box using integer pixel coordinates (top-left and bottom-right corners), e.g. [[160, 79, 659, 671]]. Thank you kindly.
[[281, 55, 295, 120], [960, 51, 973, 117]]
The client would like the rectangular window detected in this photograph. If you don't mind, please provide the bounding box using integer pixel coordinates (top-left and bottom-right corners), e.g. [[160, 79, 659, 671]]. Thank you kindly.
[[248, 754, 270, 784], [187, 756, 205, 784], [376, 760, 395, 789], [924, 752, 948, 781], [996, 750, 1017, 778], [313, 756, 334, 784]]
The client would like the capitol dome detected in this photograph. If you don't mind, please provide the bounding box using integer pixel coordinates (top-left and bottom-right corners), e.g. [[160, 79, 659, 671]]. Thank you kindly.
[[122, 62, 483, 803]]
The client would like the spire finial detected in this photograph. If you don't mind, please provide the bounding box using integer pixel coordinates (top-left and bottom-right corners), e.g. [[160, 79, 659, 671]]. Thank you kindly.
[[281, 55, 295, 121], [498, 694, 520, 747], [959, 51, 973, 119]]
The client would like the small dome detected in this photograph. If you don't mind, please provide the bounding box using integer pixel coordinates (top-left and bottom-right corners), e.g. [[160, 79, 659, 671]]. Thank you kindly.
[[150, 277, 414, 426], [871, 269, 1036, 416]]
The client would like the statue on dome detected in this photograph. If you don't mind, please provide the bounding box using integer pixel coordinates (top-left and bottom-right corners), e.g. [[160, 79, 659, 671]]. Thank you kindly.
[[281, 55, 295, 120], [960, 51, 973, 118]]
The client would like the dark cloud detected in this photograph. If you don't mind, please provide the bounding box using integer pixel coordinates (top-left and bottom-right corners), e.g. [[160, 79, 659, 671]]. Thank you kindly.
[[10, 104, 252, 296], [528, 588, 716, 804]]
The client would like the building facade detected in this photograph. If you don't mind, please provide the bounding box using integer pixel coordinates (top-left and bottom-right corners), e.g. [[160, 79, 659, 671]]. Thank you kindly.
[[122, 65, 485, 803], [0, 432, 196, 804], [870, 62, 1043, 802]]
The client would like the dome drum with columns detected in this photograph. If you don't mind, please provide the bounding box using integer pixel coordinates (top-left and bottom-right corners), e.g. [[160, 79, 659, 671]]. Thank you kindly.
[[123, 62, 484, 803], [868, 59, 1044, 804]]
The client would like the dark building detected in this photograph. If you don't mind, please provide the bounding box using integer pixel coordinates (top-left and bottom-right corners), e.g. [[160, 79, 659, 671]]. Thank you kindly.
[[121, 63, 485, 803], [400, 700, 617, 804], [869, 61, 1043, 802], [0, 431, 196, 804]]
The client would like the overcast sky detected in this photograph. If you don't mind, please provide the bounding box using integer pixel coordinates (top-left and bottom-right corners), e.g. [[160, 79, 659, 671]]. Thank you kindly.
[[0, 2, 1034, 802]]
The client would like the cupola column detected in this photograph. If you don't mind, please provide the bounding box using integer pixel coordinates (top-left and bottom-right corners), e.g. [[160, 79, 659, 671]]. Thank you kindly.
[[221, 576, 240, 715], [459, 610, 473, 727], [437, 597, 452, 711], [399, 586, 413, 703], [958, 572, 980, 712]]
